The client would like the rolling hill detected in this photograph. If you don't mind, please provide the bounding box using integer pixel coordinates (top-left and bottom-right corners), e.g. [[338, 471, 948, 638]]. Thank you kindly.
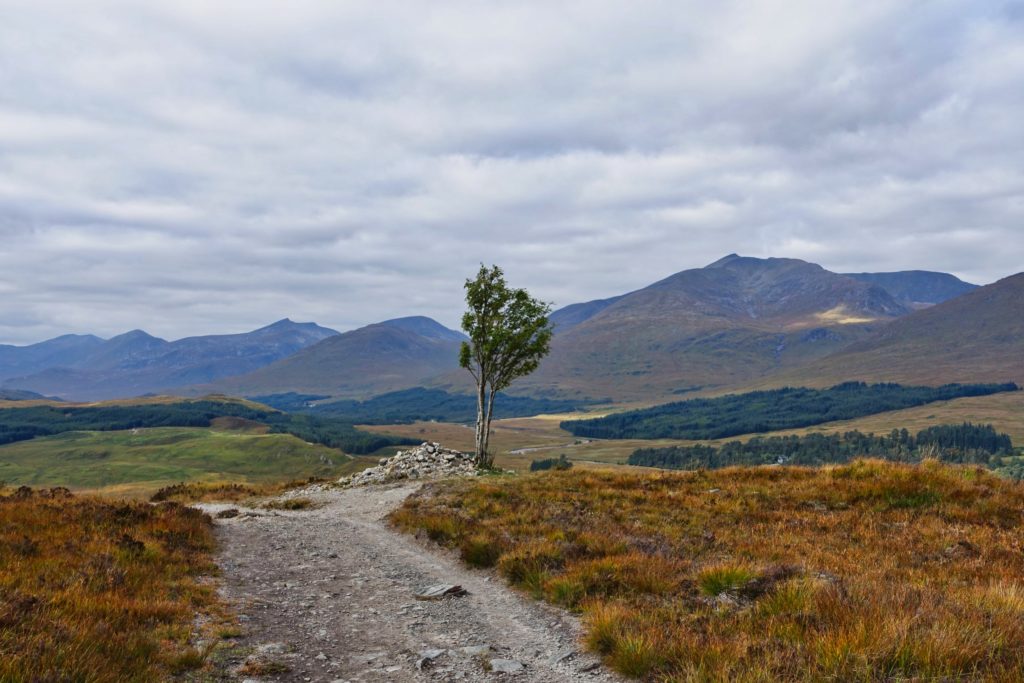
[[770, 272, 1024, 387], [0, 388, 51, 401], [0, 319, 337, 401], [204, 316, 467, 398], [0, 426, 365, 494]]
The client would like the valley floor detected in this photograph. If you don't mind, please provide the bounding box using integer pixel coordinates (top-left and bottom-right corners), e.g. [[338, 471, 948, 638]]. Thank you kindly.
[[199, 484, 621, 682]]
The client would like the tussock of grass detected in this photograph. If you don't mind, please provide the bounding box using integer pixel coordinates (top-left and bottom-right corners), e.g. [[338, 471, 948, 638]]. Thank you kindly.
[[391, 460, 1024, 681], [697, 564, 759, 597], [0, 486, 219, 681]]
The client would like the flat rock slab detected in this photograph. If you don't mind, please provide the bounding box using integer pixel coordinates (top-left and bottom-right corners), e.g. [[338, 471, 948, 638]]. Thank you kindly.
[[490, 658, 527, 674], [414, 584, 468, 600]]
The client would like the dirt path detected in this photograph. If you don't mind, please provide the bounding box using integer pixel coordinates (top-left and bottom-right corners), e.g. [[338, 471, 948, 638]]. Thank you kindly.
[[198, 483, 623, 682]]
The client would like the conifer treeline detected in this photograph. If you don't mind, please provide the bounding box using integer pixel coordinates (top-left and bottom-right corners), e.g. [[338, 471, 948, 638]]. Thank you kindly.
[[629, 422, 1014, 470], [564, 382, 1019, 440]]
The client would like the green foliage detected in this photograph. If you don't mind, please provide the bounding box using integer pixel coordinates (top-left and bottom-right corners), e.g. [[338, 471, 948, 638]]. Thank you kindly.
[[0, 400, 414, 454], [629, 422, 1014, 470], [460, 264, 553, 467], [564, 382, 1019, 440], [530, 454, 573, 471], [254, 387, 589, 424], [460, 265, 554, 393]]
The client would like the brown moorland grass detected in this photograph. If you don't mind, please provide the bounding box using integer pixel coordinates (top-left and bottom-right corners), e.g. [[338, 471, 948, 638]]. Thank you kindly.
[[390, 461, 1024, 681], [0, 486, 220, 681], [148, 476, 336, 504]]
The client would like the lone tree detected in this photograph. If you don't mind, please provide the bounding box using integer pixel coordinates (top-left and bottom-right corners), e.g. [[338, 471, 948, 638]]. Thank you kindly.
[[460, 264, 553, 469]]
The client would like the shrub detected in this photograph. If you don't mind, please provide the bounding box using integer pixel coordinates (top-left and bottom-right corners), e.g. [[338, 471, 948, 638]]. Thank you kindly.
[[530, 454, 574, 471]]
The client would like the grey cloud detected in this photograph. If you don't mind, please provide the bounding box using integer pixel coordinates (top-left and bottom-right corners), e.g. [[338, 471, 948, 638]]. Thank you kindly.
[[0, 0, 1022, 344]]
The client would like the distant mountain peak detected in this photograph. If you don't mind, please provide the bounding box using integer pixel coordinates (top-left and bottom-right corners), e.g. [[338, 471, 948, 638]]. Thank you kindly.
[[378, 316, 467, 342], [110, 329, 163, 343], [703, 253, 820, 272], [705, 253, 742, 268], [256, 318, 336, 334]]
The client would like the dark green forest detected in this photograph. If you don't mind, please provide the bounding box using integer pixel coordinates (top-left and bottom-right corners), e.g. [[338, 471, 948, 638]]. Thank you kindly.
[[253, 387, 591, 424], [0, 401, 415, 454], [563, 382, 1019, 440], [629, 423, 1015, 471]]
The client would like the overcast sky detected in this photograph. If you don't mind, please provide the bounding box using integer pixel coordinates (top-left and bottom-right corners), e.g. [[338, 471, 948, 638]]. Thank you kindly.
[[1, 1, 1022, 344]]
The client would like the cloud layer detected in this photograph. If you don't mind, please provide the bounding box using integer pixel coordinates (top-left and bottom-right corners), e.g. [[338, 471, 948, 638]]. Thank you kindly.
[[2, 0, 1022, 343]]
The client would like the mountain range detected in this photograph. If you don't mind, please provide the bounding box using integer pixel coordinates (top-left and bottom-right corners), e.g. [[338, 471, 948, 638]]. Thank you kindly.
[[0, 319, 337, 401], [2, 256, 1016, 405], [204, 317, 466, 399]]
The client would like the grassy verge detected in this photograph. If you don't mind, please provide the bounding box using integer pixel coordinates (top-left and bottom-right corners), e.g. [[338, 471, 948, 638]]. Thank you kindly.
[[149, 478, 333, 505], [391, 461, 1024, 681], [0, 486, 222, 681]]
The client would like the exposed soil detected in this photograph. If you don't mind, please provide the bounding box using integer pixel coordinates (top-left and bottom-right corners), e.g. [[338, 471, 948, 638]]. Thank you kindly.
[[197, 483, 623, 682]]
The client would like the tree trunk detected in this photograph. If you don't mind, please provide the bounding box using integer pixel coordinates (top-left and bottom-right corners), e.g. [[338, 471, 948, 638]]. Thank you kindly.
[[474, 380, 487, 467], [481, 387, 498, 469]]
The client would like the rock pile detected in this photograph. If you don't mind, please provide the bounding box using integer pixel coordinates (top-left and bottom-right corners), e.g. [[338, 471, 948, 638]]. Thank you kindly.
[[339, 442, 478, 487]]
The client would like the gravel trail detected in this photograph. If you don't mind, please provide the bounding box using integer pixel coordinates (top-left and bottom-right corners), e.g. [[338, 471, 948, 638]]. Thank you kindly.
[[198, 483, 623, 682]]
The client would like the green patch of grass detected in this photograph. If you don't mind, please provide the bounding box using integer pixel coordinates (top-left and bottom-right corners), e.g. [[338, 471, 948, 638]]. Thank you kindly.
[[0, 427, 372, 496]]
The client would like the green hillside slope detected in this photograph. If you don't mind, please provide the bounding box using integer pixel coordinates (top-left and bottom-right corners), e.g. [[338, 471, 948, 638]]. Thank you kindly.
[[0, 427, 370, 493]]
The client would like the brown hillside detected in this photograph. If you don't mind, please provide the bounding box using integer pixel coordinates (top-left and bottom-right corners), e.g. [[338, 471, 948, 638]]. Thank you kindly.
[[765, 272, 1024, 387], [205, 318, 463, 398], [511, 255, 907, 400]]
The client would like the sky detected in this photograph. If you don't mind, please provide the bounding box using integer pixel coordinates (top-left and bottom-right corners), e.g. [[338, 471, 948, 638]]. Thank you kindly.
[[1, 0, 1023, 344]]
